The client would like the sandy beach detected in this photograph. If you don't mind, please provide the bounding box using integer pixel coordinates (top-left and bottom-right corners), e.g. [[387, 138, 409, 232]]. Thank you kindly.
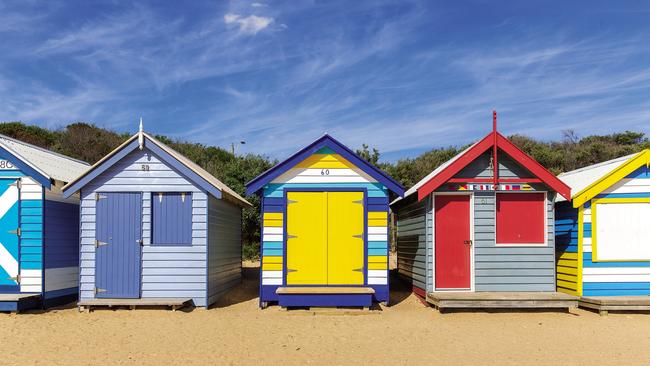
[[2, 263, 650, 366]]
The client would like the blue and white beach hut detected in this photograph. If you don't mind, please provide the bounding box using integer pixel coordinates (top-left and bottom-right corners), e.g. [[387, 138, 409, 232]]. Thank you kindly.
[[0, 135, 89, 312], [61, 125, 251, 310]]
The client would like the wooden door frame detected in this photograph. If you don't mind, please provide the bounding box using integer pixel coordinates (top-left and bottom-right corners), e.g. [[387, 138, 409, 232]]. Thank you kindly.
[[431, 192, 475, 292], [282, 187, 368, 287]]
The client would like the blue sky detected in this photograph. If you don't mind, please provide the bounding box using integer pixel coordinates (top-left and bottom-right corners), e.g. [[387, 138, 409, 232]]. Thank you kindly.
[[1, 1, 650, 162]]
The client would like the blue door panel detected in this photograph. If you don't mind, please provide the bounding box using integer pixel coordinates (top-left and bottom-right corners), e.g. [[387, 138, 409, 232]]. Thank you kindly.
[[95, 192, 142, 298]]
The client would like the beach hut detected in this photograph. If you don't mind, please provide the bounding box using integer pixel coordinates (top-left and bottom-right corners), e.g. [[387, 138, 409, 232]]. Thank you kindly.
[[0, 135, 89, 312], [61, 124, 251, 311], [392, 114, 576, 310], [245, 134, 404, 308], [556, 149, 650, 314]]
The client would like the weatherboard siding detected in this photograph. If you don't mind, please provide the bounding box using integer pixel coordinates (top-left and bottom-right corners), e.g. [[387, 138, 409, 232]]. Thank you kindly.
[[78, 147, 210, 306], [554, 200, 580, 296], [206, 195, 242, 306], [259, 148, 390, 303], [455, 151, 534, 179], [43, 199, 80, 298], [579, 166, 650, 296], [19, 176, 44, 294], [395, 195, 427, 292]]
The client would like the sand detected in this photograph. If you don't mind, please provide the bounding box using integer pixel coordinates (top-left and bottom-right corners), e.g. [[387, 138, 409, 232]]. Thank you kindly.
[[2, 263, 650, 366]]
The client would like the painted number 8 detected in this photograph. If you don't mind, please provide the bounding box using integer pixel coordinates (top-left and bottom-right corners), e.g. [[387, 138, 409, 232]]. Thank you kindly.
[[321, 169, 330, 176]]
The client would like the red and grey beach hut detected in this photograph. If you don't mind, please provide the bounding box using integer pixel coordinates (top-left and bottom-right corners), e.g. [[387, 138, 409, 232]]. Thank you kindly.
[[391, 113, 576, 310]]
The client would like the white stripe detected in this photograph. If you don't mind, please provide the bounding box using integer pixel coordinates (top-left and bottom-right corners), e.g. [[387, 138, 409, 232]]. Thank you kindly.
[[367, 277, 388, 285], [367, 270, 387, 278], [583, 245, 592, 253], [20, 269, 42, 293], [0, 242, 18, 279], [263, 234, 283, 242], [368, 234, 388, 242], [20, 285, 42, 293], [0, 184, 18, 218], [263, 227, 283, 235], [603, 178, 650, 194], [272, 168, 377, 184], [368, 226, 387, 234], [583, 274, 650, 282], [262, 278, 283, 285], [583, 237, 592, 245], [262, 271, 283, 278], [584, 267, 650, 275]]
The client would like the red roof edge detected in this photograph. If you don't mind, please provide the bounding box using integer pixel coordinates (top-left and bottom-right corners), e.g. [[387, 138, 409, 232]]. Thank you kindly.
[[494, 133, 571, 200], [417, 133, 493, 201], [416, 131, 571, 201]]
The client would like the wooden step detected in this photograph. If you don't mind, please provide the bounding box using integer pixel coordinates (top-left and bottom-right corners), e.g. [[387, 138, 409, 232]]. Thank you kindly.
[[276, 287, 375, 295]]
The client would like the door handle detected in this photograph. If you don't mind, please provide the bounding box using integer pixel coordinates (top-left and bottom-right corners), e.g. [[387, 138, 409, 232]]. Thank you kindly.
[[463, 240, 473, 246]]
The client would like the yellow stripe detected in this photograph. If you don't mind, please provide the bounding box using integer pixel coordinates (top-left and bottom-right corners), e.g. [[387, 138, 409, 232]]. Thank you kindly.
[[262, 263, 283, 271], [368, 212, 388, 220], [264, 213, 283, 220], [367, 256, 387, 263], [556, 283, 578, 296], [557, 273, 577, 282], [557, 279, 578, 291], [573, 149, 650, 207], [368, 218, 388, 227], [557, 252, 578, 260], [577, 205, 584, 296], [295, 153, 356, 169], [263, 219, 283, 227], [263, 256, 283, 264], [557, 259, 577, 267], [368, 262, 388, 270], [557, 266, 578, 275]]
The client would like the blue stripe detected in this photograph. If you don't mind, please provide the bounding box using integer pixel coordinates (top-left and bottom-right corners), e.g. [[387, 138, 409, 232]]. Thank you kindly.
[[21, 208, 42, 216], [20, 262, 42, 269], [584, 289, 650, 296], [263, 242, 283, 249], [368, 204, 389, 212], [21, 231, 42, 239], [20, 200, 42, 208], [20, 239, 42, 247], [262, 248, 283, 256], [368, 248, 388, 256], [625, 166, 649, 179], [21, 216, 42, 224], [21, 254, 42, 261], [595, 192, 650, 199], [21, 223, 43, 231], [263, 183, 388, 198], [20, 246, 41, 254], [0, 171, 25, 177], [264, 205, 284, 213], [367, 197, 388, 205], [368, 241, 388, 249], [584, 282, 650, 290]]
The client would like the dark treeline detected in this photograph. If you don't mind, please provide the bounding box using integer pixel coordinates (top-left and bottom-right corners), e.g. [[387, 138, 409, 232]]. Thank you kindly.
[[1, 122, 648, 259]]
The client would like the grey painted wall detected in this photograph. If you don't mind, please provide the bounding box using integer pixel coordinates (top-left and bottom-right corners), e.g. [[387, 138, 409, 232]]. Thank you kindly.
[[206, 195, 242, 307], [394, 195, 427, 291]]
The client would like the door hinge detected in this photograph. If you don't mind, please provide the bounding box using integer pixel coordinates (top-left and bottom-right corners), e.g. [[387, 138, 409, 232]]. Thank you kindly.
[[286, 269, 298, 273], [137, 239, 144, 246], [287, 199, 298, 204], [353, 200, 364, 204], [353, 267, 365, 272], [8, 275, 21, 283], [95, 193, 107, 201], [8, 228, 21, 236], [95, 287, 107, 294], [286, 234, 297, 239], [352, 234, 364, 239], [463, 240, 473, 246], [10, 179, 21, 189], [95, 240, 108, 248]]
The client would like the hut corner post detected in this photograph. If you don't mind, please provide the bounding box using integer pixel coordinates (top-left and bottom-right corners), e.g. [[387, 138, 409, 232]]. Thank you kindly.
[[492, 110, 498, 186]]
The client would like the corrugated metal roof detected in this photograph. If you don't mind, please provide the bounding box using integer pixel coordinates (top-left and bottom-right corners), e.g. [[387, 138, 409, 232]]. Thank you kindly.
[[391, 142, 478, 205], [555, 153, 636, 202], [0, 134, 90, 183]]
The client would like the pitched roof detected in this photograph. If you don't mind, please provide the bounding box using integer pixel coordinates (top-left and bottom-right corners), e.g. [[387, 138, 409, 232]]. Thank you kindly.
[[245, 134, 405, 197], [398, 131, 571, 202], [62, 132, 251, 207], [561, 149, 650, 207], [0, 134, 89, 185]]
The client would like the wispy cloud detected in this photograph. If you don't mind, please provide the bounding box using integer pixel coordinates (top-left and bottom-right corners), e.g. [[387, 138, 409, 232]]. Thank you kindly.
[[224, 13, 274, 35]]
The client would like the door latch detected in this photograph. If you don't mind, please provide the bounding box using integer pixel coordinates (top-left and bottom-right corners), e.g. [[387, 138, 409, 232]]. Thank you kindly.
[[463, 240, 473, 246], [7, 275, 20, 283], [95, 240, 108, 248], [8, 228, 21, 236]]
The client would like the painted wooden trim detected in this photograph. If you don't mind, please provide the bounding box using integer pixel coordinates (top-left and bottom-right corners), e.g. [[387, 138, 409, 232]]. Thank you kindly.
[[0, 145, 51, 188], [447, 178, 542, 184], [577, 205, 584, 296], [245, 134, 404, 196], [573, 149, 650, 208]]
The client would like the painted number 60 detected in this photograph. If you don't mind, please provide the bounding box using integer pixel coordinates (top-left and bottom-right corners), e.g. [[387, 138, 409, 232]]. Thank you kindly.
[[321, 169, 330, 176]]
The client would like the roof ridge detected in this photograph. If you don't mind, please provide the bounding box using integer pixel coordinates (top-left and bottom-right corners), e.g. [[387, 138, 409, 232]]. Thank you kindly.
[[558, 152, 638, 177], [0, 133, 89, 166]]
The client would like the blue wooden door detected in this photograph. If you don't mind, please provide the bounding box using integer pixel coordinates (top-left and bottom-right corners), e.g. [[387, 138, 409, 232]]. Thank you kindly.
[[0, 179, 20, 293], [95, 192, 142, 298]]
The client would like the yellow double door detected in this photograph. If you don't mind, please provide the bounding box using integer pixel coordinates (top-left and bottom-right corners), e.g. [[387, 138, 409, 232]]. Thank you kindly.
[[286, 191, 365, 285]]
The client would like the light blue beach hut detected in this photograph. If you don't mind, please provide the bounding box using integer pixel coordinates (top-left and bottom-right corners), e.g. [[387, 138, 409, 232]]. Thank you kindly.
[[62, 125, 251, 310]]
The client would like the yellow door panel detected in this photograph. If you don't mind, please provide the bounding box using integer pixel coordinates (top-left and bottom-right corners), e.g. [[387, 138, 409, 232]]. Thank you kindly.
[[286, 192, 328, 285], [326, 191, 365, 285]]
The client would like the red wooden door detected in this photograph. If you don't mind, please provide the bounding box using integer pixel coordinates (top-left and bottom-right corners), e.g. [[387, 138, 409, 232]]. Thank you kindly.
[[435, 195, 471, 290]]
